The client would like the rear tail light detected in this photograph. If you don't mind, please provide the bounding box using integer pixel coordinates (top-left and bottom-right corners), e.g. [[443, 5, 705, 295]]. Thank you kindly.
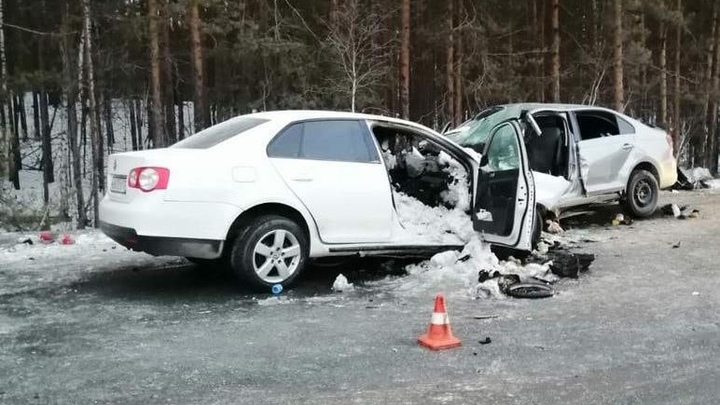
[[127, 167, 170, 192]]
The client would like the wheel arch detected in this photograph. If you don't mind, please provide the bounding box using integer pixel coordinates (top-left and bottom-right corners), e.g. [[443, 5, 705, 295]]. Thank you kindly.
[[630, 161, 660, 184], [224, 202, 313, 247]]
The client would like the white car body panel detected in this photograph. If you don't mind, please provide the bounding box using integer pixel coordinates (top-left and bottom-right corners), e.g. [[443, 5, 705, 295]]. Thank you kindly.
[[100, 110, 534, 262], [270, 158, 394, 243]]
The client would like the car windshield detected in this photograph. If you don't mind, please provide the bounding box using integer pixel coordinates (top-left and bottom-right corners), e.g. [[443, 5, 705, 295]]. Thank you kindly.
[[172, 117, 269, 149], [446, 106, 522, 148]]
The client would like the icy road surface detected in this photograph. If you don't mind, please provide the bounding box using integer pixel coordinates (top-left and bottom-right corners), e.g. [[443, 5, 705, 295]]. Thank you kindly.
[[1, 191, 720, 404]]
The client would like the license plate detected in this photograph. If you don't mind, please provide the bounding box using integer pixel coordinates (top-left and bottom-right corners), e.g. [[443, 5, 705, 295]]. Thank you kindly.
[[110, 175, 127, 194]]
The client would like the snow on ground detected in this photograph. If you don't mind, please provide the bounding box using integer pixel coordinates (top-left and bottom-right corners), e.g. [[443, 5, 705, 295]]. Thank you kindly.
[[0, 230, 180, 296], [372, 233, 559, 301]]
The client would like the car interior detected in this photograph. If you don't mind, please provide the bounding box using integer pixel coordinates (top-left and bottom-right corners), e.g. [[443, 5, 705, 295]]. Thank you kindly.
[[524, 113, 570, 180], [370, 125, 470, 211]]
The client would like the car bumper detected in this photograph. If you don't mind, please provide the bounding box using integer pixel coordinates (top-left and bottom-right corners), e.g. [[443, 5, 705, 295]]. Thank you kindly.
[[658, 158, 678, 189], [99, 194, 240, 258], [100, 221, 223, 259]]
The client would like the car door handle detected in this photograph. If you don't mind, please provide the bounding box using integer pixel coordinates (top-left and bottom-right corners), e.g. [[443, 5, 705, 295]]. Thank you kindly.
[[622, 143, 634, 150], [291, 176, 313, 182]]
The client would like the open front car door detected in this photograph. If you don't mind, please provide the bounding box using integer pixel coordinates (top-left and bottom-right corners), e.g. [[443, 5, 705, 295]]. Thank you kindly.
[[472, 120, 536, 251]]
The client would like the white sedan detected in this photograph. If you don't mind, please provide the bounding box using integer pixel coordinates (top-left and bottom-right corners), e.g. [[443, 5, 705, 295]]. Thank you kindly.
[[446, 104, 677, 220], [100, 111, 537, 289]]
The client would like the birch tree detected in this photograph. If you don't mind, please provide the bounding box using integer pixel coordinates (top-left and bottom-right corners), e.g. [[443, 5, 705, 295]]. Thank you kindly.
[[324, 0, 391, 113]]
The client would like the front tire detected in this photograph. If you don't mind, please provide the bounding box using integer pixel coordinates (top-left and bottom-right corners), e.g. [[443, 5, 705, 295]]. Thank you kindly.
[[229, 215, 308, 291], [624, 169, 659, 218]]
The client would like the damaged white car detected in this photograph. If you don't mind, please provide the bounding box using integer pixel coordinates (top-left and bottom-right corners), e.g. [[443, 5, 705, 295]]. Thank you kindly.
[[100, 111, 537, 289], [446, 104, 677, 222]]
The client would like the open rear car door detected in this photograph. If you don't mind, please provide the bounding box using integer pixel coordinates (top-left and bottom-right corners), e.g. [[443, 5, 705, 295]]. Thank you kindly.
[[472, 120, 536, 251]]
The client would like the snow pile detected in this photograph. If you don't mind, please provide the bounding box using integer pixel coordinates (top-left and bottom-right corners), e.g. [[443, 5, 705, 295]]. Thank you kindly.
[[394, 191, 475, 244], [438, 151, 471, 211], [331, 273, 354, 292], [680, 167, 720, 189], [374, 235, 556, 300]]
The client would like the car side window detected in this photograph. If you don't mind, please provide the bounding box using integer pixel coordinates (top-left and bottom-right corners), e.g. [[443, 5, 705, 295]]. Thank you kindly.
[[485, 124, 520, 171], [267, 123, 303, 158], [301, 120, 378, 163], [575, 111, 622, 140], [616, 115, 636, 134]]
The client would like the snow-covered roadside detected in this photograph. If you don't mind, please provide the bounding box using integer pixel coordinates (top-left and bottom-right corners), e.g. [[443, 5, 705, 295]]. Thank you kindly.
[[0, 230, 181, 296]]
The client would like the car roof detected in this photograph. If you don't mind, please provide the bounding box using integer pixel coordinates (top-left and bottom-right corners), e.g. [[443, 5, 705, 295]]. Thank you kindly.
[[492, 103, 621, 113], [246, 110, 435, 132]]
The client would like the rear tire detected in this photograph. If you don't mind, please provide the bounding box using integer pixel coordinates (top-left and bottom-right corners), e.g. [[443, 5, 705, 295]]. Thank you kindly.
[[624, 169, 659, 218], [229, 215, 308, 291]]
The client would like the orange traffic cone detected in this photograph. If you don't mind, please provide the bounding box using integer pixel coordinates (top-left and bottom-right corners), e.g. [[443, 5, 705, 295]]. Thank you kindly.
[[418, 294, 461, 350]]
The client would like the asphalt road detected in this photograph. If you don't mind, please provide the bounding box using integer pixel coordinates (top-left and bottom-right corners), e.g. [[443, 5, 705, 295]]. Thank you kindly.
[[1, 190, 720, 404]]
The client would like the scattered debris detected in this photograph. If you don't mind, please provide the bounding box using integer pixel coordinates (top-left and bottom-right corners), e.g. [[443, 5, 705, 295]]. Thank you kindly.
[[507, 283, 555, 299], [661, 204, 700, 220], [692, 291, 700, 296], [478, 337, 492, 345], [332, 274, 354, 292], [60, 234, 75, 245], [611, 213, 633, 226], [38, 231, 54, 243], [20, 238, 33, 245], [674, 167, 720, 190], [672, 241, 681, 249], [546, 219, 564, 234], [472, 314, 499, 320]]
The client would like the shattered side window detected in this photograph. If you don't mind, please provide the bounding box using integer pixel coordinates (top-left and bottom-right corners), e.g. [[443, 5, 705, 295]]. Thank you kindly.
[[486, 125, 520, 171]]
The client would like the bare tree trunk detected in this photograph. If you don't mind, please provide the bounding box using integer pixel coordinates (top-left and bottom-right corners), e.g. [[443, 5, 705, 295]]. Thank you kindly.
[[330, 0, 339, 29], [659, 22, 668, 127], [188, 0, 208, 132], [39, 90, 53, 217], [9, 94, 19, 189], [710, 7, 720, 174], [161, 0, 176, 144], [612, 0, 624, 111], [699, 5, 717, 167], [148, 0, 165, 148], [129, 99, 138, 151], [0, 0, 7, 182], [61, 3, 86, 230], [176, 86, 184, 139], [399, 0, 410, 119], [454, 0, 462, 126], [103, 93, 114, 150], [446, 0, 454, 125], [550, 0, 560, 102], [32, 91, 40, 140], [17, 94, 27, 141], [135, 98, 143, 150], [83, 0, 102, 226], [672, 0, 682, 153]]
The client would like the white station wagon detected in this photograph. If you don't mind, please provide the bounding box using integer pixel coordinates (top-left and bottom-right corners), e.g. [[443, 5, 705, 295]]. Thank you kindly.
[[100, 111, 539, 289], [446, 103, 677, 220]]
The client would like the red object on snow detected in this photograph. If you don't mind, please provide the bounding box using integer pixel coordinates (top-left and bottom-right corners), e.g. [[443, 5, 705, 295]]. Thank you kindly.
[[39, 231, 54, 243], [60, 234, 75, 245]]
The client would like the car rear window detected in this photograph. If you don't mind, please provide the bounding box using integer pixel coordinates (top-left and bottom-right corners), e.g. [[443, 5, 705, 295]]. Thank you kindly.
[[172, 117, 269, 149]]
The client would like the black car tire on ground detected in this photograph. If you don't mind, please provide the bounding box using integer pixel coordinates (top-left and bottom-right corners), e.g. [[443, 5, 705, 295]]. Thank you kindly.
[[229, 215, 308, 291], [624, 169, 659, 218]]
